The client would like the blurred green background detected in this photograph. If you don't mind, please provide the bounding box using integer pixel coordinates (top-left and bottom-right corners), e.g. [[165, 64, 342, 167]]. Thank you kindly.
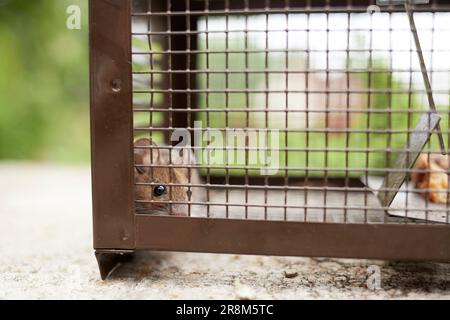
[[0, 0, 89, 163], [1, 1, 447, 175]]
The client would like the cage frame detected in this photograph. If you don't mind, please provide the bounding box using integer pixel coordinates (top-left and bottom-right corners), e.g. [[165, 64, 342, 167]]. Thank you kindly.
[[89, 0, 450, 280]]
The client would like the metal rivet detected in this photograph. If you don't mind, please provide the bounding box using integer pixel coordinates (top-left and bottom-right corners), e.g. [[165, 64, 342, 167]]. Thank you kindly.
[[120, 232, 129, 241], [111, 79, 122, 92]]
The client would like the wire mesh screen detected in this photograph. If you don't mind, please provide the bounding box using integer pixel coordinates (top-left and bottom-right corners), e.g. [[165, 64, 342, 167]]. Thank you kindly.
[[131, 0, 450, 224]]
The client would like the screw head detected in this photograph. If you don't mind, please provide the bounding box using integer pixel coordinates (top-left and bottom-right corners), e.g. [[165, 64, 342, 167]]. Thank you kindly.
[[111, 79, 122, 92]]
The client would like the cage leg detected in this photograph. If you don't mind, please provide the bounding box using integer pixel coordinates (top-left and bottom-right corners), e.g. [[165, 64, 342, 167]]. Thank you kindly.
[[95, 250, 135, 280]]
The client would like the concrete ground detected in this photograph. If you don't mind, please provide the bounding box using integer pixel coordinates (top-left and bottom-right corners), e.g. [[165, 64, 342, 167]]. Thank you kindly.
[[0, 162, 449, 299]]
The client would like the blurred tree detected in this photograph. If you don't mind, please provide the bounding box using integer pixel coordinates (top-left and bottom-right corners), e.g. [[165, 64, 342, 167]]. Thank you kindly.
[[0, 0, 89, 162]]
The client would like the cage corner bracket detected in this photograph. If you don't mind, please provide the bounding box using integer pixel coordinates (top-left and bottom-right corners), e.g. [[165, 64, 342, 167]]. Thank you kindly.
[[95, 250, 135, 280]]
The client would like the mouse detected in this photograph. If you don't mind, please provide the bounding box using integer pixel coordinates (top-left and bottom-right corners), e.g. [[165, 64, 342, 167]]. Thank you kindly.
[[134, 138, 203, 216]]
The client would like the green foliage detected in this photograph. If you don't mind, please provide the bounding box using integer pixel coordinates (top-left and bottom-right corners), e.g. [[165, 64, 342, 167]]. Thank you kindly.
[[1, 6, 447, 173], [195, 30, 447, 177], [0, 0, 89, 162]]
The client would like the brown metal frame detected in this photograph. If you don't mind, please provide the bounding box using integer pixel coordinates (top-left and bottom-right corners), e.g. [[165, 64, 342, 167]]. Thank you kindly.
[[90, 0, 450, 280], [90, 0, 134, 251]]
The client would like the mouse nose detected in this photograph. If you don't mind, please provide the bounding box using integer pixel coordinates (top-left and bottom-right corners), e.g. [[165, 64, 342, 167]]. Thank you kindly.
[[169, 204, 188, 216]]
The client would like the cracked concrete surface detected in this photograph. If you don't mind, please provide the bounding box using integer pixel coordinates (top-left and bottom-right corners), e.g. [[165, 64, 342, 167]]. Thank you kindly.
[[0, 163, 449, 299]]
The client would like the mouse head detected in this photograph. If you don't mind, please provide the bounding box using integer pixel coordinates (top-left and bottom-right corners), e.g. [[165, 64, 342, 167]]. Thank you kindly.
[[134, 138, 190, 216]]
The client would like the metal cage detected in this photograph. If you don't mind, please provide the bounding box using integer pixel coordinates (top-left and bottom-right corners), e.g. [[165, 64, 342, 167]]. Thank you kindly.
[[89, 0, 450, 280]]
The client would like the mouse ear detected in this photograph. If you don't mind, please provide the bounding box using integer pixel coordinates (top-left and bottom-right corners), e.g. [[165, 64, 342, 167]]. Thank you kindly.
[[134, 138, 160, 173]]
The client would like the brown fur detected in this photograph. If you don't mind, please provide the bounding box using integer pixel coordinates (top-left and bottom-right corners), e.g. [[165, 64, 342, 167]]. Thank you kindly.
[[134, 138, 192, 216]]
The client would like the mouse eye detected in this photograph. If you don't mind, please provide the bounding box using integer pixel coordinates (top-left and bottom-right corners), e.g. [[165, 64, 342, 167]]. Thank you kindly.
[[153, 185, 167, 197]]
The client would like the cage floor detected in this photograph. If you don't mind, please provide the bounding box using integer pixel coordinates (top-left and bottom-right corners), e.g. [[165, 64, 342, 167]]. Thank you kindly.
[[190, 187, 386, 223], [187, 179, 449, 224]]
